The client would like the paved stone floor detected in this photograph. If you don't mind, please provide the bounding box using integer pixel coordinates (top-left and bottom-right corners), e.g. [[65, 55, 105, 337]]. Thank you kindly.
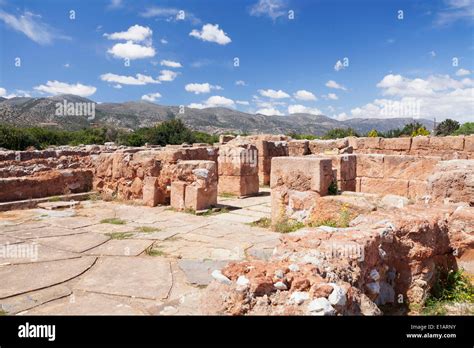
[[0, 188, 279, 315]]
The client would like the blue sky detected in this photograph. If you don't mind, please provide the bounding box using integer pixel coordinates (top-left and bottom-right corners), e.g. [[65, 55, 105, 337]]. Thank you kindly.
[[0, 0, 473, 122]]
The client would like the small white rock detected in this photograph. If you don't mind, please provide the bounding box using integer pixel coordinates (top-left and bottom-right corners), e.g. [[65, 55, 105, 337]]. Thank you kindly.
[[289, 291, 309, 305], [211, 270, 231, 285], [236, 275, 249, 286], [288, 264, 300, 272], [328, 284, 347, 306], [274, 281, 288, 291], [307, 298, 336, 316]]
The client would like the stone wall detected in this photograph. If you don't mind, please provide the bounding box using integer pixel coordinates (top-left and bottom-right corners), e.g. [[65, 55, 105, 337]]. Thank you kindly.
[[348, 135, 473, 159], [355, 154, 442, 199], [92, 146, 218, 205]]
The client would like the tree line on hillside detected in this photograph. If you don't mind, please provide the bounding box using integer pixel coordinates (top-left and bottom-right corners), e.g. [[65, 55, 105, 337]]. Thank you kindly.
[[0, 119, 472, 151]]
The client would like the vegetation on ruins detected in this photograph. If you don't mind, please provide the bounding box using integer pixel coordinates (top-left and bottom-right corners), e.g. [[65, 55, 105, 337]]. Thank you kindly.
[[422, 269, 474, 315], [250, 217, 272, 228], [100, 218, 126, 225], [135, 226, 160, 233], [105, 232, 133, 240]]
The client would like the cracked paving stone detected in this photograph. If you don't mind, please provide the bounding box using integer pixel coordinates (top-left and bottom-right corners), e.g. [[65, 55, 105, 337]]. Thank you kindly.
[[84, 239, 153, 256], [0, 256, 96, 299], [48, 217, 100, 229], [33, 233, 110, 253], [6, 226, 89, 240], [0, 242, 79, 265], [21, 292, 146, 315], [74, 256, 172, 300], [178, 259, 230, 286], [0, 284, 71, 314]]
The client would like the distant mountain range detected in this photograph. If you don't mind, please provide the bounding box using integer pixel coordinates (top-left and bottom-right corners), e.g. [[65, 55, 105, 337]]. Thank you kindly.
[[0, 94, 434, 135]]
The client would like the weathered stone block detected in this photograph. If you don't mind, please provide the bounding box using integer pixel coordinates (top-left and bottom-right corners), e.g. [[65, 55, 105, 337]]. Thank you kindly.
[[429, 136, 464, 151], [288, 140, 309, 156], [380, 137, 412, 151], [218, 175, 259, 197], [170, 181, 187, 210], [359, 177, 409, 196], [271, 157, 333, 195], [408, 180, 428, 199], [185, 185, 217, 211], [142, 176, 161, 207], [383, 155, 440, 181], [356, 154, 384, 178], [463, 136, 474, 153]]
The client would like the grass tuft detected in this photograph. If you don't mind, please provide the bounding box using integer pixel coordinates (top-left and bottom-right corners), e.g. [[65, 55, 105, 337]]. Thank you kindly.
[[135, 226, 160, 233], [100, 218, 126, 225], [250, 217, 272, 228], [422, 269, 474, 315], [105, 232, 133, 240]]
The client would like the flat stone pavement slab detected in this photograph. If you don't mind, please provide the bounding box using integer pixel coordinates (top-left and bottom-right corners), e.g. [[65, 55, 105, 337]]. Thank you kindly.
[[5, 226, 89, 240], [1, 221, 51, 233], [207, 212, 261, 224], [74, 256, 172, 300], [34, 233, 110, 253], [47, 216, 100, 229], [21, 292, 146, 315], [85, 239, 153, 256], [0, 256, 96, 299], [178, 259, 230, 286], [0, 284, 71, 314], [0, 242, 79, 265]]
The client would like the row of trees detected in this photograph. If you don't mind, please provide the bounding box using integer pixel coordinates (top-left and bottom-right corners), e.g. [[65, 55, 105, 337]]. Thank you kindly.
[[0, 119, 472, 151], [0, 120, 218, 151]]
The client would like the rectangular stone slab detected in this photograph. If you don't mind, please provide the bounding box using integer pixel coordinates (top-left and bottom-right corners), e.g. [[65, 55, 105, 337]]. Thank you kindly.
[[75, 256, 172, 300]]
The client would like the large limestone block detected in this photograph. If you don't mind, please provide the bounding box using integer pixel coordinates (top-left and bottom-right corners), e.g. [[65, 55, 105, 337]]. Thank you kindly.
[[288, 140, 309, 156], [142, 176, 163, 207], [429, 136, 464, 151], [380, 137, 412, 151], [427, 160, 474, 204], [360, 177, 409, 196], [271, 157, 333, 195], [170, 181, 187, 210], [356, 154, 384, 179], [218, 175, 259, 197], [383, 155, 441, 181], [185, 185, 217, 211]]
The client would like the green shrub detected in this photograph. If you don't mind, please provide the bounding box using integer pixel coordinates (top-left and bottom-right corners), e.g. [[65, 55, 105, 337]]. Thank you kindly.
[[323, 128, 359, 139], [435, 119, 460, 136], [453, 122, 474, 135]]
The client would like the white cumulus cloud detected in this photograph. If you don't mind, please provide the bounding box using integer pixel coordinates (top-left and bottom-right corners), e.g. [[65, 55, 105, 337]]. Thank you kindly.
[[160, 60, 182, 68], [456, 68, 471, 76], [189, 24, 231, 45], [256, 107, 284, 116], [158, 70, 179, 82], [141, 92, 162, 102], [188, 95, 235, 109], [185, 83, 222, 94], [258, 89, 290, 99], [326, 80, 347, 90], [288, 104, 322, 115], [293, 90, 317, 101], [104, 25, 152, 43], [34, 81, 96, 97], [100, 73, 160, 85], [107, 41, 155, 60], [288, 104, 323, 115]]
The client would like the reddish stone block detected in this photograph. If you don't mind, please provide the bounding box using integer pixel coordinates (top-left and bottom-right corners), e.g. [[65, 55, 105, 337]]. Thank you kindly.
[[383, 155, 441, 181], [218, 175, 259, 197], [380, 137, 412, 151], [360, 177, 409, 196], [185, 185, 217, 211], [356, 154, 384, 178], [170, 181, 187, 211]]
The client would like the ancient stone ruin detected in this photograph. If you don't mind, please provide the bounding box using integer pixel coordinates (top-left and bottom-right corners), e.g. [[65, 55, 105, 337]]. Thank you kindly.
[[0, 134, 472, 316]]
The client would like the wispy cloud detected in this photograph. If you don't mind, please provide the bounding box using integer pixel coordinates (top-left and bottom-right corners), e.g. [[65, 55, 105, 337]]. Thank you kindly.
[[140, 7, 201, 24], [0, 10, 70, 45], [435, 0, 474, 26], [249, 0, 288, 21]]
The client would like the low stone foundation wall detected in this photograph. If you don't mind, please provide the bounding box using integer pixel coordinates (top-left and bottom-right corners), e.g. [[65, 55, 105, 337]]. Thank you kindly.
[[0, 169, 93, 202]]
